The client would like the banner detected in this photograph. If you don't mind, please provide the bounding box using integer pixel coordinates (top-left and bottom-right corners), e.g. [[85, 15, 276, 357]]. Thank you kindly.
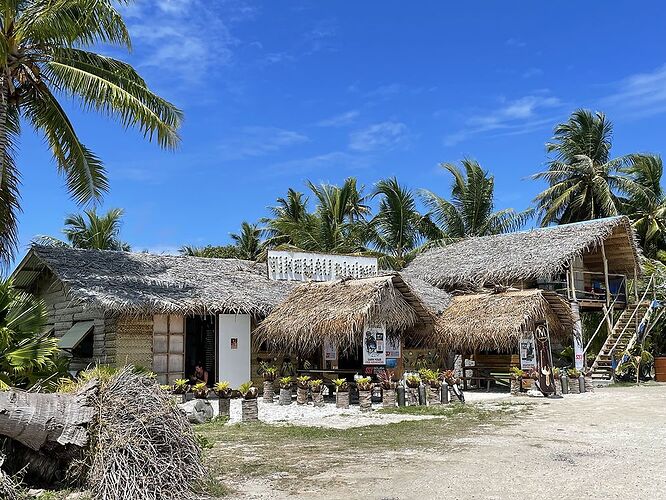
[[519, 337, 536, 370], [323, 339, 337, 361], [385, 335, 401, 358], [571, 301, 584, 370], [363, 325, 386, 365]]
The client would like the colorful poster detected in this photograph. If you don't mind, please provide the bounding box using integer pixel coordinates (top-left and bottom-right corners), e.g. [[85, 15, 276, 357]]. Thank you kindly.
[[363, 325, 386, 365], [323, 339, 337, 361], [385, 335, 401, 358], [519, 337, 536, 370]]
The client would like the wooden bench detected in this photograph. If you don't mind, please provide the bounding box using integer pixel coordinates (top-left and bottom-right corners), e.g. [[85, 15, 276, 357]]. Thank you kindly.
[[461, 354, 519, 391]]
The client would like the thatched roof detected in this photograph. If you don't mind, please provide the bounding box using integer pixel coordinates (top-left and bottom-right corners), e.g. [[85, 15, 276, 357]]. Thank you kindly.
[[254, 274, 438, 354], [406, 216, 641, 290], [432, 289, 574, 352], [12, 245, 294, 316]]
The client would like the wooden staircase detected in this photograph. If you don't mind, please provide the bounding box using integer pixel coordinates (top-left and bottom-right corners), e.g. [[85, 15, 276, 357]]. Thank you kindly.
[[590, 301, 651, 379]]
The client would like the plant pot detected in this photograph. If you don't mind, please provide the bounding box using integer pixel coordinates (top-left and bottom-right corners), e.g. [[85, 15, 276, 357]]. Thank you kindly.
[[584, 375, 593, 393], [241, 399, 258, 422], [441, 384, 450, 404], [263, 381, 275, 403], [358, 390, 372, 412], [510, 378, 520, 395], [336, 391, 350, 409], [382, 389, 396, 408], [561, 375, 569, 395], [427, 386, 441, 405], [553, 379, 561, 396], [296, 387, 308, 405], [311, 391, 324, 407], [184, 392, 194, 402], [279, 388, 292, 405], [218, 397, 231, 418], [568, 378, 580, 394], [406, 387, 419, 406]]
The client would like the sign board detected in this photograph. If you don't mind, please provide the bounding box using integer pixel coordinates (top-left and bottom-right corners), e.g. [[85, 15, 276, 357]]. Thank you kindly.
[[267, 250, 378, 282], [362, 325, 386, 365], [519, 337, 536, 370], [323, 339, 337, 361], [385, 335, 401, 358], [571, 301, 585, 370]]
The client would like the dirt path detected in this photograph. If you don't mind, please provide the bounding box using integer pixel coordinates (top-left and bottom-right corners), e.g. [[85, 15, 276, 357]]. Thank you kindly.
[[233, 384, 666, 499]]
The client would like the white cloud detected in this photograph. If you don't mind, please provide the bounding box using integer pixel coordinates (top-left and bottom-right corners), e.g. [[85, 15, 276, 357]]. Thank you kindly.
[[505, 37, 526, 48], [522, 67, 543, 79], [443, 95, 562, 146], [349, 121, 409, 152], [266, 151, 372, 176], [219, 126, 309, 160], [316, 110, 360, 127], [602, 64, 666, 118]]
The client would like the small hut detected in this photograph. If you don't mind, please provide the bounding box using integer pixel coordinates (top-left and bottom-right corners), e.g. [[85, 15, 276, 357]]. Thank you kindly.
[[254, 274, 449, 376]]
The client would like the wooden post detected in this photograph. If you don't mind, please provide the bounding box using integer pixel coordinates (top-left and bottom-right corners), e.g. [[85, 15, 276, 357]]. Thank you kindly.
[[565, 269, 572, 300], [601, 242, 612, 315], [633, 268, 639, 303]]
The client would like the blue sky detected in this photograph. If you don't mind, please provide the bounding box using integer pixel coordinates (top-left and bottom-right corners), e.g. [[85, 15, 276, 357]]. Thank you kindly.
[[13, 0, 666, 259]]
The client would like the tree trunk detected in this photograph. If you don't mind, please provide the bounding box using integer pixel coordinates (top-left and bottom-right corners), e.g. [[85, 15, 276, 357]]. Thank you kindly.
[[0, 379, 98, 451]]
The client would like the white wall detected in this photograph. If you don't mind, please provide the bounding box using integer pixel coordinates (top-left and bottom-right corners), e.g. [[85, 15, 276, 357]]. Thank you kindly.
[[217, 314, 251, 388]]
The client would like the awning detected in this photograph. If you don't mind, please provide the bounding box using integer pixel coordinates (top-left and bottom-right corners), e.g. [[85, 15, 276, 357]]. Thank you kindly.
[[58, 321, 94, 350]]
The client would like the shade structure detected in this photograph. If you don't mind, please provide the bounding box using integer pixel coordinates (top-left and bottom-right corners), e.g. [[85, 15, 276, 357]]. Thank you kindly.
[[254, 274, 438, 355], [58, 321, 94, 350], [430, 289, 574, 353]]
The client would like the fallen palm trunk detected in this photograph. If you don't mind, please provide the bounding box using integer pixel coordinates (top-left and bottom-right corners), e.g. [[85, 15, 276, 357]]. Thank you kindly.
[[0, 367, 207, 500]]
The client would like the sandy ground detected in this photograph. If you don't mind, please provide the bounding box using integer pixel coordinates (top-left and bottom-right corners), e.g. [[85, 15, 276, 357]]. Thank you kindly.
[[232, 384, 666, 500], [183, 391, 511, 429]]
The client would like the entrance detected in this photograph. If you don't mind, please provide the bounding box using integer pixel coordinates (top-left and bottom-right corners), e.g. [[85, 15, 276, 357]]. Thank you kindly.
[[185, 315, 216, 385]]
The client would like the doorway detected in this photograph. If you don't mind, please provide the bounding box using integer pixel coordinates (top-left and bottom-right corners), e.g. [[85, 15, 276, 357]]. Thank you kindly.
[[185, 315, 216, 385]]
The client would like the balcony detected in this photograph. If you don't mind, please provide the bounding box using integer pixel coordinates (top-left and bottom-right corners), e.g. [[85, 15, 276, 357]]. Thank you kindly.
[[538, 271, 627, 310]]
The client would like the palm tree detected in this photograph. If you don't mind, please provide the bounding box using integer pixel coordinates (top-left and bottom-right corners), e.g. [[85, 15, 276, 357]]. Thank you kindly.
[[369, 178, 425, 270], [532, 110, 641, 225], [230, 222, 263, 261], [0, 0, 181, 263], [622, 154, 666, 258], [421, 159, 530, 240], [262, 188, 310, 248], [34, 208, 129, 250], [0, 278, 60, 389], [179, 245, 239, 259]]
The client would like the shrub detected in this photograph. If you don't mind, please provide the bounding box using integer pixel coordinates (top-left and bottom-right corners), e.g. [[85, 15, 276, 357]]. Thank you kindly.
[[510, 367, 524, 380], [333, 378, 349, 392], [279, 376, 293, 389], [214, 381, 232, 398], [192, 382, 209, 399], [356, 377, 373, 391], [296, 375, 311, 389], [378, 369, 398, 390], [238, 381, 258, 400], [405, 374, 421, 388], [309, 379, 324, 392], [260, 364, 278, 381], [172, 378, 190, 395]]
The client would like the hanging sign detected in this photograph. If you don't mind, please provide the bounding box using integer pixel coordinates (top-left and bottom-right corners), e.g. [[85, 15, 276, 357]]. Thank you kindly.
[[363, 325, 386, 365], [323, 339, 337, 361], [519, 337, 536, 370], [571, 301, 585, 370], [385, 335, 401, 359]]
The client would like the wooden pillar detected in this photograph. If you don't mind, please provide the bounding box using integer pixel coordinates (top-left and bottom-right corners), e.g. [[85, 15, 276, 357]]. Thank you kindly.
[[565, 269, 572, 300], [633, 268, 639, 303], [601, 242, 612, 316]]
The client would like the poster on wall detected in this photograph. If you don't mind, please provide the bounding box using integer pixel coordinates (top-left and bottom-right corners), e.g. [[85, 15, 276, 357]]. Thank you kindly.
[[363, 325, 386, 365], [323, 339, 337, 361], [385, 335, 401, 358], [519, 337, 536, 370]]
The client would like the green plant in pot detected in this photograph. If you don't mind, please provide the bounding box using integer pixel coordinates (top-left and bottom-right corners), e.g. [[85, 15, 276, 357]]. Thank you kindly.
[[214, 381, 232, 417], [378, 369, 398, 408], [309, 379, 325, 407], [405, 373, 421, 406], [239, 381, 259, 422], [420, 369, 442, 405], [261, 365, 277, 403], [173, 378, 191, 403], [296, 375, 311, 405], [567, 368, 581, 394], [356, 376, 373, 412], [278, 376, 293, 405], [192, 382, 209, 399], [333, 378, 350, 409], [509, 367, 524, 395]]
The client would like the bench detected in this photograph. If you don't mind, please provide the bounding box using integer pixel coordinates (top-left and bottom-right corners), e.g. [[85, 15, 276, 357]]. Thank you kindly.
[[461, 354, 519, 391]]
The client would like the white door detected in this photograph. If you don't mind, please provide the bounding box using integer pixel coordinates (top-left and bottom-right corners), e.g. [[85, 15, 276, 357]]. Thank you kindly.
[[217, 314, 251, 388]]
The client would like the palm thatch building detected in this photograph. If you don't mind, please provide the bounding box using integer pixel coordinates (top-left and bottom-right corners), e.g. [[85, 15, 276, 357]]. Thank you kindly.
[[407, 216, 641, 310]]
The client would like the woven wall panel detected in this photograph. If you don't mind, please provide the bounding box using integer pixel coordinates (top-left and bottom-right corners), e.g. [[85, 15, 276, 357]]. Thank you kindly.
[[116, 316, 153, 369]]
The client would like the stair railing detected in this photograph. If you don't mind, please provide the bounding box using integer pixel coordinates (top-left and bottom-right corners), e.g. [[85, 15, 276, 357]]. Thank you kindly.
[[608, 275, 654, 357], [583, 286, 624, 357]]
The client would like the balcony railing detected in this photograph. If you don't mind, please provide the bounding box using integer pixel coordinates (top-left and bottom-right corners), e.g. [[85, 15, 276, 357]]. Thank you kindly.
[[538, 271, 627, 304]]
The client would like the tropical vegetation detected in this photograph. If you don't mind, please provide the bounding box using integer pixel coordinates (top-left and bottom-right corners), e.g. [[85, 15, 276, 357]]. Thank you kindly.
[[34, 208, 130, 250], [0, 0, 181, 265]]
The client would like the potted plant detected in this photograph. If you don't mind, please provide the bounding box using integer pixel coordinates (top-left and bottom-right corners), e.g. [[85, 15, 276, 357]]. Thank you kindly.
[[567, 368, 581, 394], [405, 373, 421, 406], [239, 381, 259, 422], [552, 368, 561, 395], [296, 375, 311, 405], [443, 370, 462, 404], [309, 379, 325, 407], [356, 377, 373, 412], [333, 378, 350, 409], [192, 382, 209, 399], [278, 376, 293, 405], [378, 370, 398, 408], [214, 381, 232, 417], [262, 365, 277, 403], [583, 368, 594, 393], [172, 378, 191, 403], [421, 369, 442, 405], [509, 367, 524, 395]]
